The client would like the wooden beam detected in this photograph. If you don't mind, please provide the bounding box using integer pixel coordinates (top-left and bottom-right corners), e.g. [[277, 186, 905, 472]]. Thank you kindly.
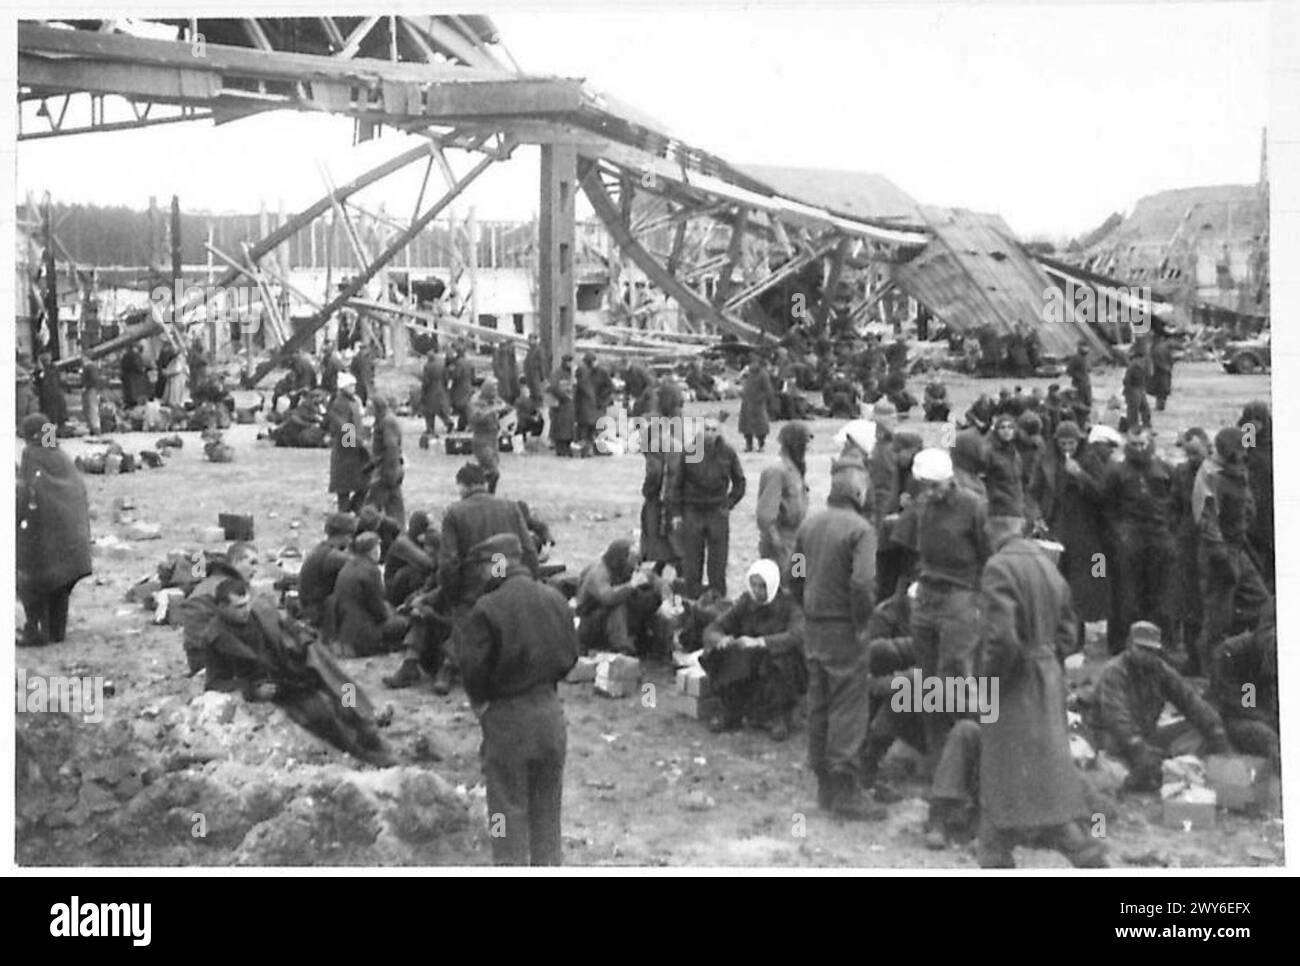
[[335, 16, 381, 59], [724, 238, 839, 312], [818, 235, 853, 325], [245, 142, 506, 387], [580, 159, 765, 342], [539, 142, 577, 366], [713, 209, 748, 307]]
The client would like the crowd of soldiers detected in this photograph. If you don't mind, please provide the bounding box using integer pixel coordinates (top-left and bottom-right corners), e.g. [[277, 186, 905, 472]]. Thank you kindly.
[[603, 337, 1275, 867], [14, 304, 1276, 867]]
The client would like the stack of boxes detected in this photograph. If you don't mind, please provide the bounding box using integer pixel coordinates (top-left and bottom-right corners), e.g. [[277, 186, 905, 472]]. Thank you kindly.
[[666, 665, 722, 720]]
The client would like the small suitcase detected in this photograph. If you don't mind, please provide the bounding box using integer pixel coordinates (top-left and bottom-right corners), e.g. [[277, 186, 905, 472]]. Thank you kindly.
[[444, 433, 474, 455], [219, 512, 255, 541]]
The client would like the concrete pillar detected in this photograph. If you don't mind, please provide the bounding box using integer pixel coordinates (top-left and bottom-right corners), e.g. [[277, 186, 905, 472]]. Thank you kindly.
[[539, 143, 576, 369]]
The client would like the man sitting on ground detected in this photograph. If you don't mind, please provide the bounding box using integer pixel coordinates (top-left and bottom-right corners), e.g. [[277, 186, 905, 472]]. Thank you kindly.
[[1094, 621, 1230, 790], [202, 577, 393, 766], [574, 538, 666, 657]]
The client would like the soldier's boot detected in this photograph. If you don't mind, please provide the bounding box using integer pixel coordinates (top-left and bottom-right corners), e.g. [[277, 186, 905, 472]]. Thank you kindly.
[[767, 711, 793, 743], [860, 735, 903, 803], [430, 661, 459, 696], [1050, 822, 1109, 869], [383, 657, 423, 690], [827, 772, 888, 822], [925, 800, 977, 849]]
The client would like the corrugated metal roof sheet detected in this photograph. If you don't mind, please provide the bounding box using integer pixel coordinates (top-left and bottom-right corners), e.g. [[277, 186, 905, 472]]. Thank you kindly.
[[1088, 184, 1265, 254], [734, 163, 925, 226], [894, 207, 1106, 358]]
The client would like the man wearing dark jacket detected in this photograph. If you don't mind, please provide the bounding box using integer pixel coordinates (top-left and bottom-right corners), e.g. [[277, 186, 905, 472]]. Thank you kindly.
[[1238, 402, 1274, 587], [298, 513, 357, 634], [1122, 343, 1151, 431], [669, 416, 746, 599], [330, 532, 408, 657], [756, 421, 812, 582], [985, 413, 1025, 528], [1103, 429, 1175, 645], [450, 348, 476, 431], [1192, 427, 1272, 670], [791, 456, 883, 820], [523, 333, 548, 404], [1065, 344, 1092, 408], [456, 533, 578, 865], [1095, 622, 1229, 791], [419, 350, 453, 445], [350, 344, 375, 407], [327, 374, 367, 512], [439, 463, 539, 609], [1209, 607, 1278, 767], [366, 396, 405, 526], [892, 448, 991, 774], [203, 578, 393, 765]]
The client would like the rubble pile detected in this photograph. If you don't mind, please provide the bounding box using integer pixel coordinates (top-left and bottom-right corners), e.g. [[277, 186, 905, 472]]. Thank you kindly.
[[17, 691, 475, 866]]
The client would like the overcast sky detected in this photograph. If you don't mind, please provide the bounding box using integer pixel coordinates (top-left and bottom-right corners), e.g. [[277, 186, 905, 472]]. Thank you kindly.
[[12, 2, 1274, 241]]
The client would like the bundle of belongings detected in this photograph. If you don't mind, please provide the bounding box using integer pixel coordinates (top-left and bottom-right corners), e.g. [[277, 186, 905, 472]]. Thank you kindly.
[[202, 428, 235, 462], [73, 438, 170, 474]]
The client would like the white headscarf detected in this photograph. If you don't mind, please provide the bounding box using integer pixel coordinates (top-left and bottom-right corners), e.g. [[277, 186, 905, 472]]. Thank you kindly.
[[833, 419, 877, 457], [747, 559, 782, 605]]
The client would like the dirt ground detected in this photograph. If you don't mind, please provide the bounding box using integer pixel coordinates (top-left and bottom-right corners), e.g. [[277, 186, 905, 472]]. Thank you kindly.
[[14, 360, 1284, 867]]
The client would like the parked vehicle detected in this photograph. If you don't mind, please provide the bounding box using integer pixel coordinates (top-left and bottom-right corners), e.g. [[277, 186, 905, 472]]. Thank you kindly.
[[1221, 330, 1271, 374]]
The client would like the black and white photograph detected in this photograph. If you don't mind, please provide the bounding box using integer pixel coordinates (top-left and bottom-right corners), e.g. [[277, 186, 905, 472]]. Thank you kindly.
[[7, 1, 1295, 878]]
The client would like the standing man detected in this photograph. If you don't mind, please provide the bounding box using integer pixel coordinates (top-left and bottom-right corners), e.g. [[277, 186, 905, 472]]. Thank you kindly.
[[449, 346, 476, 432], [755, 421, 811, 581], [456, 533, 578, 865], [492, 340, 521, 406], [419, 348, 453, 447], [738, 354, 776, 453], [1169, 428, 1210, 670], [34, 352, 69, 430], [791, 456, 883, 819], [547, 355, 576, 457], [523, 332, 548, 405], [439, 464, 540, 609], [1065, 343, 1092, 410], [892, 448, 992, 773], [1103, 428, 1175, 645], [320, 339, 343, 395], [1150, 333, 1175, 412], [80, 359, 105, 436], [366, 396, 406, 526], [975, 518, 1108, 868], [327, 373, 367, 513], [1122, 342, 1151, 432], [669, 415, 746, 599], [867, 400, 899, 531], [574, 354, 600, 455], [350, 343, 375, 407], [120, 343, 151, 408], [1192, 427, 1272, 672], [468, 377, 507, 494], [1238, 401, 1274, 588], [435, 463, 540, 693]]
